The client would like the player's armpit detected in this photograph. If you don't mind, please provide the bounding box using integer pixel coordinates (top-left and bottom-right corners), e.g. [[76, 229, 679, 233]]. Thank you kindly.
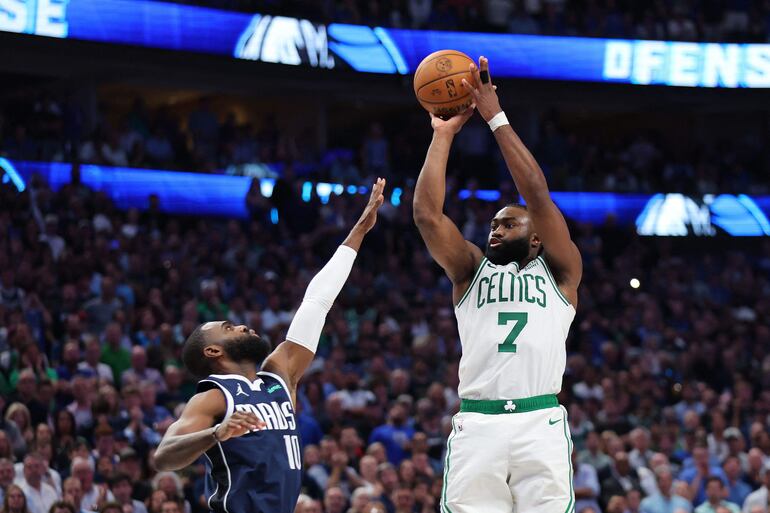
[[261, 341, 313, 399], [154, 389, 225, 471], [413, 213, 483, 295]]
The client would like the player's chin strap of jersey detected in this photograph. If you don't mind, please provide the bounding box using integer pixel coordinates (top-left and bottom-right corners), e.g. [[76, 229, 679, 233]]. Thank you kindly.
[[285, 245, 357, 353]]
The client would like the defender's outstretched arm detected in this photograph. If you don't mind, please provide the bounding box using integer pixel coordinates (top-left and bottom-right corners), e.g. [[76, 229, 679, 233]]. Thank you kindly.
[[262, 179, 387, 394]]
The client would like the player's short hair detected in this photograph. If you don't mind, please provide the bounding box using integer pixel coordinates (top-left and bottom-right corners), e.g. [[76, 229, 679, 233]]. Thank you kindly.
[[182, 324, 214, 378]]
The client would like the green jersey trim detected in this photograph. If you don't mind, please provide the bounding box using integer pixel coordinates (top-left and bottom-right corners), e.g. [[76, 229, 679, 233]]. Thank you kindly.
[[455, 257, 488, 309], [441, 415, 458, 513], [537, 256, 571, 307], [562, 406, 575, 513]]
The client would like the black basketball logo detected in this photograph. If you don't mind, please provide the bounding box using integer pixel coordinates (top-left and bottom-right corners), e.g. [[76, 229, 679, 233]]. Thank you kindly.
[[435, 57, 453, 73], [445, 79, 457, 98]]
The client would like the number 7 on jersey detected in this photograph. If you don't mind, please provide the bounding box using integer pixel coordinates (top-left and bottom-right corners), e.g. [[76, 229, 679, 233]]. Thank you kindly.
[[497, 312, 528, 353]]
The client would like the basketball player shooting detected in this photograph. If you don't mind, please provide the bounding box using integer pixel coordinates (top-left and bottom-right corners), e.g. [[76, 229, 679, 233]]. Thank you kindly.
[[154, 179, 386, 513], [413, 57, 582, 513]]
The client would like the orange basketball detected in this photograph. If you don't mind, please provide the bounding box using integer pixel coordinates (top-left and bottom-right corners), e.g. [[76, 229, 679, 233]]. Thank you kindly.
[[413, 50, 474, 119]]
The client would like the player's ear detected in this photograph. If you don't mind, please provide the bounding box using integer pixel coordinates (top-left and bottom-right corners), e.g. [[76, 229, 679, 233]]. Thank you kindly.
[[530, 233, 541, 249], [203, 344, 223, 358]]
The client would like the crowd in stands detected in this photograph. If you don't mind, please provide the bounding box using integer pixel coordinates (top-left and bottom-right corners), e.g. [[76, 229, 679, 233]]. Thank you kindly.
[[167, 0, 770, 43], [0, 147, 769, 513], [1, 95, 767, 195]]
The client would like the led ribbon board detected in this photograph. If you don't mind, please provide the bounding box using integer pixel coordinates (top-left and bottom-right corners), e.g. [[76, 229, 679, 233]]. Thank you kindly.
[[0, 0, 768, 86], [7, 160, 770, 235]]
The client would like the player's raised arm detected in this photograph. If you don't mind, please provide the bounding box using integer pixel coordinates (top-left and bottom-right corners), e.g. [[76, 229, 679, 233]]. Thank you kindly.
[[154, 389, 265, 471], [261, 179, 386, 391], [413, 109, 484, 304], [462, 57, 582, 306]]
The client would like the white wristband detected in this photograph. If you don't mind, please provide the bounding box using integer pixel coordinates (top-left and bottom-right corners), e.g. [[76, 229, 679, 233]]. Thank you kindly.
[[488, 111, 509, 132]]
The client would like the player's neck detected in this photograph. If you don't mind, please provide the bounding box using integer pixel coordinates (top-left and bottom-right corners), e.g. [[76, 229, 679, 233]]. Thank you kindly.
[[219, 361, 259, 381]]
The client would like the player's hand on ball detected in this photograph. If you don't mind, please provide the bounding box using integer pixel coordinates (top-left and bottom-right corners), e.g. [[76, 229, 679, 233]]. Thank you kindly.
[[430, 105, 475, 135], [355, 177, 386, 233], [462, 56, 503, 123], [214, 412, 266, 441]]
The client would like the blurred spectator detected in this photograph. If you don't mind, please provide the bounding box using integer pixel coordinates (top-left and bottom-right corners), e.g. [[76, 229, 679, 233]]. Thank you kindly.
[[679, 446, 728, 506], [323, 487, 346, 513], [2, 484, 30, 513], [573, 448, 602, 513], [722, 456, 751, 506], [120, 348, 165, 393], [639, 466, 692, 513], [107, 475, 145, 513], [0, 459, 16, 502], [629, 429, 655, 470], [100, 324, 131, 384], [742, 464, 770, 513], [83, 279, 122, 335], [77, 338, 113, 384], [70, 458, 114, 512], [599, 452, 641, 508], [14, 454, 56, 513], [368, 404, 414, 466], [693, 477, 739, 513]]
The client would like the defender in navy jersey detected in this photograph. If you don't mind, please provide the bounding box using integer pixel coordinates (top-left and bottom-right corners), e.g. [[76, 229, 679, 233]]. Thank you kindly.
[[155, 179, 387, 513]]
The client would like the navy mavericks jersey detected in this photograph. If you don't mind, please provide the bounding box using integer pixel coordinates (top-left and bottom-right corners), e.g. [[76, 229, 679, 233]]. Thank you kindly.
[[198, 372, 301, 513]]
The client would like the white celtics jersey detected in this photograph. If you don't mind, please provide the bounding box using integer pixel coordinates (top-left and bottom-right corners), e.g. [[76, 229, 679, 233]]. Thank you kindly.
[[454, 254, 575, 400]]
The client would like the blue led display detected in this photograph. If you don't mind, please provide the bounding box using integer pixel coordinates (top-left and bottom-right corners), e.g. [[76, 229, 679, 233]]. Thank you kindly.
[[5, 160, 769, 236], [1, 0, 769, 87]]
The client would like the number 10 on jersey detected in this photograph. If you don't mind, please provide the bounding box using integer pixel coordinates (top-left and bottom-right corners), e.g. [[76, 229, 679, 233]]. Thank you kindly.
[[497, 312, 528, 353], [284, 435, 301, 469]]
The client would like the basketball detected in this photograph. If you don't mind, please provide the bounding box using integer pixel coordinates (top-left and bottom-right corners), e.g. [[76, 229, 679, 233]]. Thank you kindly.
[[413, 50, 474, 119]]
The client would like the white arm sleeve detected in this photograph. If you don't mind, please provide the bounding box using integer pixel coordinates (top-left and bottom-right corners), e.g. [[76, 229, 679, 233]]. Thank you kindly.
[[285, 245, 357, 353]]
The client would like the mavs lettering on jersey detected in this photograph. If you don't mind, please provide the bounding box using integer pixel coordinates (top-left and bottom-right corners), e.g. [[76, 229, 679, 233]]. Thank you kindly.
[[198, 373, 301, 513]]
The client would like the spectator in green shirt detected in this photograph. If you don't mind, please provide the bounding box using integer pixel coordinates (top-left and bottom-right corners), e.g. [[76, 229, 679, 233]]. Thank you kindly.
[[100, 322, 131, 387]]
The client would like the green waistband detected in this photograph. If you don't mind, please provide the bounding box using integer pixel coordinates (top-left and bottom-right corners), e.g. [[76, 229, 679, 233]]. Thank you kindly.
[[460, 394, 559, 414]]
